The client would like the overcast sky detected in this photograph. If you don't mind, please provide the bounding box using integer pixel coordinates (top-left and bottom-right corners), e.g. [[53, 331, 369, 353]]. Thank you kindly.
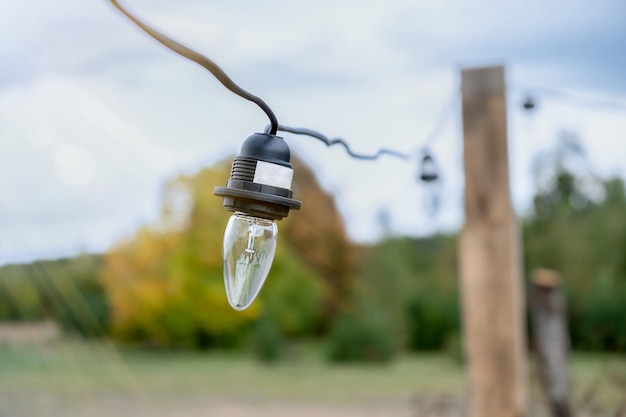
[[1, 0, 625, 264]]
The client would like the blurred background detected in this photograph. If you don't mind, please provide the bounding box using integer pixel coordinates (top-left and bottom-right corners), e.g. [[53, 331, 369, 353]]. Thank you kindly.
[[1, 0, 625, 416]]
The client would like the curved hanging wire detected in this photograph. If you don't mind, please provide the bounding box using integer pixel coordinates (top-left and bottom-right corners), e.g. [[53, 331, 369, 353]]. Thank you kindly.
[[109, 0, 416, 162], [109, 0, 279, 134], [266, 124, 411, 161]]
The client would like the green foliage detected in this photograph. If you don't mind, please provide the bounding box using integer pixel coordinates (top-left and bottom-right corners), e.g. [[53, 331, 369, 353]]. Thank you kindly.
[[250, 314, 285, 362], [357, 235, 459, 351], [0, 265, 46, 321], [355, 133, 626, 355], [281, 158, 360, 319], [259, 243, 326, 337], [0, 255, 108, 337], [406, 292, 459, 351], [326, 312, 395, 363], [524, 134, 626, 351], [52, 258, 109, 337], [567, 274, 626, 351]]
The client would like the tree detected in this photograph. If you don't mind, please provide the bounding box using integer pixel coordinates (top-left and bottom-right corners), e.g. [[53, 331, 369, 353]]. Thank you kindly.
[[102, 155, 356, 347], [280, 158, 360, 320], [524, 132, 626, 350]]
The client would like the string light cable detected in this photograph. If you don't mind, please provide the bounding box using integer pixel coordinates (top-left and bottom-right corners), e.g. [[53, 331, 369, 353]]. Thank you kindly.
[[107, 0, 429, 162], [264, 124, 411, 161], [265, 89, 460, 162], [108, 0, 279, 134]]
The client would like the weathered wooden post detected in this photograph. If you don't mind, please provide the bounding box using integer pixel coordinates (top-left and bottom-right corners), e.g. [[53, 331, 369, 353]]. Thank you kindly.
[[530, 269, 572, 417], [459, 65, 528, 417]]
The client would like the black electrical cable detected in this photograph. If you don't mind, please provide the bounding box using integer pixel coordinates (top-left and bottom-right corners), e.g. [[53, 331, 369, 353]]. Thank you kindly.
[[266, 124, 411, 161], [109, 0, 279, 134], [109, 0, 413, 161]]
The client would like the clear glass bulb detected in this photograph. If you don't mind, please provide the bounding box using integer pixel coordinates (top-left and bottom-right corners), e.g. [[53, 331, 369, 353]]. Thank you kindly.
[[223, 212, 277, 311]]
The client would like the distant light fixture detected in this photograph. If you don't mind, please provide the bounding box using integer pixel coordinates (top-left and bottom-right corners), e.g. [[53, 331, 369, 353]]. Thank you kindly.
[[214, 133, 301, 310], [523, 96, 536, 111], [418, 150, 442, 218], [419, 151, 439, 183]]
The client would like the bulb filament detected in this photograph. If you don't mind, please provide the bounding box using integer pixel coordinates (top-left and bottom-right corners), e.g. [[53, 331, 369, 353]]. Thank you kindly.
[[245, 221, 256, 255], [233, 220, 259, 308]]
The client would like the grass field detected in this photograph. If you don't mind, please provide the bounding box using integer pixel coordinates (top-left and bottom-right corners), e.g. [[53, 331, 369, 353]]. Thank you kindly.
[[1, 339, 625, 417]]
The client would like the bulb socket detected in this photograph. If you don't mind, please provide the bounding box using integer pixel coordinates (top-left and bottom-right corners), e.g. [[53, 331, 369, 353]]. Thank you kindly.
[[214, 133, 302, 220]]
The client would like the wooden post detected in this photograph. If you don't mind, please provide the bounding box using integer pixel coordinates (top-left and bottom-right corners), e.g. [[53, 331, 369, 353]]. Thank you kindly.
[[530, 269, 572, 417], [459, 65, 527, 417]]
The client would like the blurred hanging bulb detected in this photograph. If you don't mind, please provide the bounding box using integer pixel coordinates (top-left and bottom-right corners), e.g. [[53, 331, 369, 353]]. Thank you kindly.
[[223, 212, 277, 310]]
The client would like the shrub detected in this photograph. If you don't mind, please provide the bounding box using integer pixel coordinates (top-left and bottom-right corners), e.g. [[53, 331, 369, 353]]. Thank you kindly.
[[326, 313, 395, 364], [0, 268, 47, 321], [356, 235, 459, 350], [251, 315, 284, 362], [258, 244, 326, 337], [568, 274, 626, 351], [0, 256, 108, 337], [52, 267, 109, 337], [406, 292, 460, 351]]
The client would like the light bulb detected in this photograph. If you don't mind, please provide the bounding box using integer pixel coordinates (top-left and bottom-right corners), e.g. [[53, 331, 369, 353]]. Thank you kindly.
[[214, 133, 301, 311], [223, 212, 277, 310]]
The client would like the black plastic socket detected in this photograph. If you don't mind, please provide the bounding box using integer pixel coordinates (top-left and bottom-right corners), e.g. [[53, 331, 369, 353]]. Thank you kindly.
[[214, 133, 302, 220]]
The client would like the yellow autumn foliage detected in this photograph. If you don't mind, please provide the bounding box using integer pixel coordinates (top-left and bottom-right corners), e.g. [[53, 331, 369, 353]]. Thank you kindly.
[[101, 156, 354, 347]]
